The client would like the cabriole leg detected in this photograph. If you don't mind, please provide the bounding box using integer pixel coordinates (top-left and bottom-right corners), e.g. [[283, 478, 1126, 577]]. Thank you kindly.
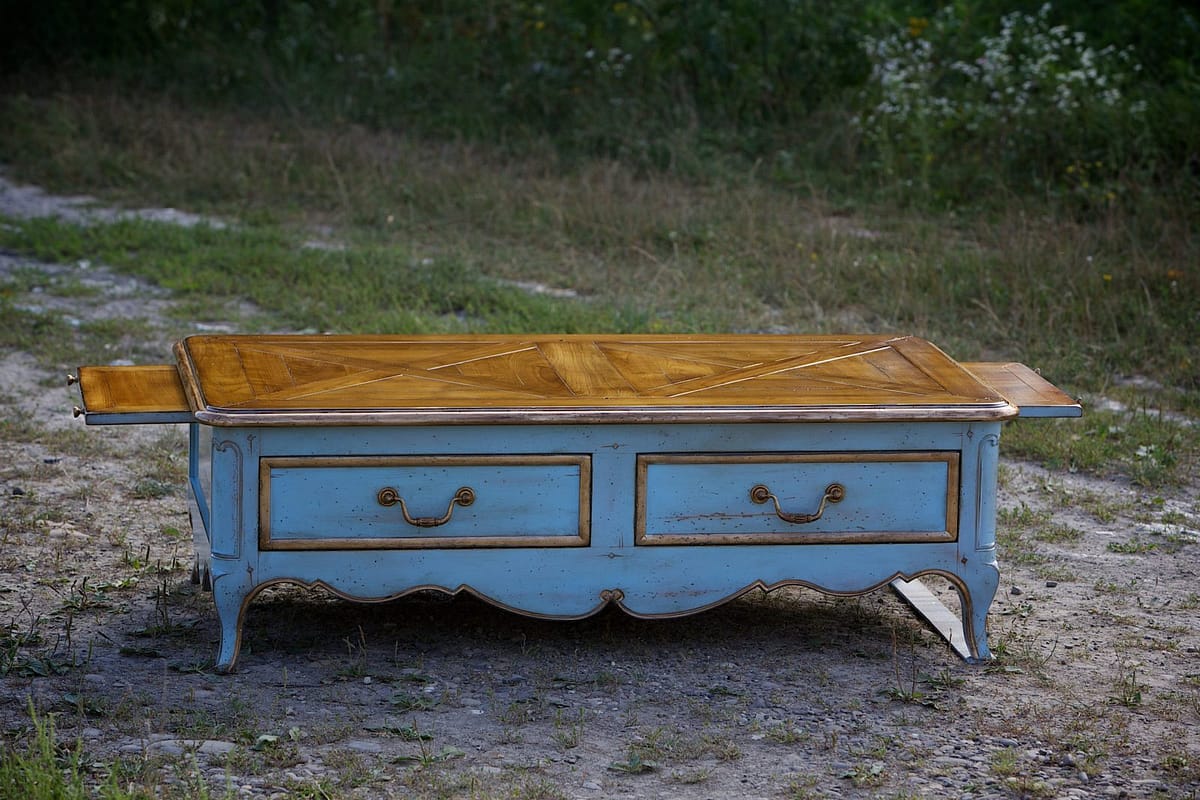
[[210, 571, 251, 673], [957, 561, 1000, 663]]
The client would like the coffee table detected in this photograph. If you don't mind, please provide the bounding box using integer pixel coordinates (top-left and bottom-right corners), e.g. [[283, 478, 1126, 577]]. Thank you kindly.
[[74, 334, 1079, 671]]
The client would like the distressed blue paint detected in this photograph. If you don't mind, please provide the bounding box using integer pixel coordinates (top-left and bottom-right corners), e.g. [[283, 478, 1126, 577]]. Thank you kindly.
[[643, 458, 950, 536], [266, 460, 584, 541], [190, 420, 1007, 671]]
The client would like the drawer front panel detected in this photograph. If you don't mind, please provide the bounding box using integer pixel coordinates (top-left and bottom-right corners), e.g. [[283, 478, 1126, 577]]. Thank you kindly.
[[636, 452, 958, 545], [260, 455, 590, 549]]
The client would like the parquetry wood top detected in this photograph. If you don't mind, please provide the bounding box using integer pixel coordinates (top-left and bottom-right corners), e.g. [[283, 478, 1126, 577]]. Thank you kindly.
[[171, 334, 1019, 425]]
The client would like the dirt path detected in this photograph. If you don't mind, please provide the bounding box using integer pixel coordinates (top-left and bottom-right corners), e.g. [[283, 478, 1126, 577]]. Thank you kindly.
[[1, 176, 1198, 799]]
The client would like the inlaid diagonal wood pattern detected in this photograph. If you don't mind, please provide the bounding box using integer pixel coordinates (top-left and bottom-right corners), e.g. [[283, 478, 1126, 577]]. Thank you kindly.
[[176, 334, 1005, 417]]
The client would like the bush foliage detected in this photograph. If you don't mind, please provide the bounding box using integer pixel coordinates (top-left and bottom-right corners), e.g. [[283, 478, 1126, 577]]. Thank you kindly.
[[3, 1, 1198, 206]]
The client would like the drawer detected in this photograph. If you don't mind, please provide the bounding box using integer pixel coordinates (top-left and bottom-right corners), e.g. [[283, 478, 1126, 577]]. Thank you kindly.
[[259, 455, 590, 550], [635, 452, 959, 545]]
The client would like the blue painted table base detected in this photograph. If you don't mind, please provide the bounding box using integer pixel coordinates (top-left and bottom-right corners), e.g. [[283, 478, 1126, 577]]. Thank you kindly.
[[187, 420, 1003, 671]]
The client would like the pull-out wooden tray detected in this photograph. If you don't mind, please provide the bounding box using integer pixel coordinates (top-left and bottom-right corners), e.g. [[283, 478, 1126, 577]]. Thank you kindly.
[[75, 364, 191, 424]]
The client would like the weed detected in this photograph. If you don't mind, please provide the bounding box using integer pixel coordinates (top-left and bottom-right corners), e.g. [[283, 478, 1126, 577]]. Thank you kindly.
[[988, 630, 1059, 675], [0, 603, 82, 678], [131, 478, 174, 500], [990, 747, 1019, 777], [699, 733, 742, 762], [785, 775, 822, 799], [1036, 564, 1079, 583], [388, 691, 439, 712], [608, 752, 656, 774], [996, 528, 1047, 567], [840, 760, 886, 788], [58, 576, 114, 613], [766, 721, 810, 745], [883, 631, 943, 708], [1076, 491, 1131, 523], [394, 740, 464, 768], [923, 668, 965, 690], [671, 766, 712, 784], [497, 700, 536, 727], [1110, 664, 1147, 707], [0, 701, 148, 799], [1106, 538, 1156, 554], [1158, 751, 1197, 781], [998, 503, 1050, 530], [338, 626, 370, 679], [627, 726, 673, 762], [551, 708, 586, 750], [57, 691, 108, 718], [1092, 578, 1129, 595], [246, 734, 304, 770], [1001, 775, 1053, 799], [280, 777, 340, 800], [593, 670, 620, 690], [1034, 522, 1085, 544]]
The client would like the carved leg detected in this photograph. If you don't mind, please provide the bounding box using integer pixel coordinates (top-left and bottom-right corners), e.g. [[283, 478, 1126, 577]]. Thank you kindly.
[[210, 571, 251, 673], [957, 561, 1000, 663]]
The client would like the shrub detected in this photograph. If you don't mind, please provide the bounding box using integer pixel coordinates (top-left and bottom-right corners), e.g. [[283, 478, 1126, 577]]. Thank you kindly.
[[859, 4, 1151, 202]]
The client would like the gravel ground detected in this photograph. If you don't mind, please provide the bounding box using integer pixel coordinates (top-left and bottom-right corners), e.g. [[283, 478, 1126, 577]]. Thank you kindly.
[[1, 174, 1198, 799]]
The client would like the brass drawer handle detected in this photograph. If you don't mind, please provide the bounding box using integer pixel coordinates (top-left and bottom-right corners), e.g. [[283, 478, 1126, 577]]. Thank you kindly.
[[749, 483, 844, 525], [377, 486, 475, 528]]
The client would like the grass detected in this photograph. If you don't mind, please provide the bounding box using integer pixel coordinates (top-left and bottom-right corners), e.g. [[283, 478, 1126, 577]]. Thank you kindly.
[[0, 88, 1196, 416], [0, 292, 166, 377], [0, 702, 241, 800], [1004, 409, 1200, 487], [0, 705, 93, 799]]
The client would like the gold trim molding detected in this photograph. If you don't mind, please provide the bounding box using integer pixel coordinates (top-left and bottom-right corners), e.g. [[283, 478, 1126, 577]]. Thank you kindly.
[[634, 451, 960, 546], [258, 454, 591, 550]]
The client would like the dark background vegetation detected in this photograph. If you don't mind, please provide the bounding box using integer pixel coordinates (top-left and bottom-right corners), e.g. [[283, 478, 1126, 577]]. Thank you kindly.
[[4, 0, 1198, 201]]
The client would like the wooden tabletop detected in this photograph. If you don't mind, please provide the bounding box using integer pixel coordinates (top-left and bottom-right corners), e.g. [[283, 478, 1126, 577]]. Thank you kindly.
[[171, 334, 1017, 425]]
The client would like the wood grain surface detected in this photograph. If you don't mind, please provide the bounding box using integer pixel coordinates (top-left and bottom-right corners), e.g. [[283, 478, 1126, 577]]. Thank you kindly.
[[170, 334, 1019, 425], [76, 365, 189, 414]]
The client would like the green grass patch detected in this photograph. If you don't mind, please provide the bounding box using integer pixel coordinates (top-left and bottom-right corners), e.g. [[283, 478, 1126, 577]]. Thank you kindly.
[[0, 292, 163, 376], [1106, 539, 1156, 555], [0, 215, 682, 336], [0, 706, 91, 798], [0, 702, 220, 799], [1004, 410, 1199, 487], [0, 298, 73, 355]]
